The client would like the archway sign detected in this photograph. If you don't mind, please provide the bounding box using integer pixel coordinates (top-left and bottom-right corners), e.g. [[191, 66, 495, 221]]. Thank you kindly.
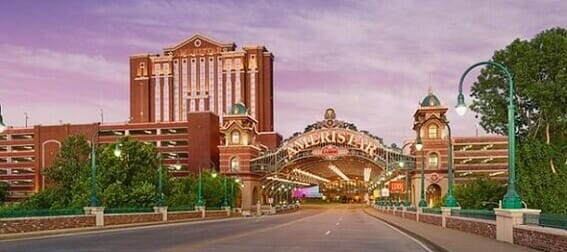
[[251, 108, 415, 202]]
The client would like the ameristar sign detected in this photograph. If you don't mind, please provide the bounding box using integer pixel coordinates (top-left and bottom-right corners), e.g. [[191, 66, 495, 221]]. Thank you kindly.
[[283, 128, 380, 158]]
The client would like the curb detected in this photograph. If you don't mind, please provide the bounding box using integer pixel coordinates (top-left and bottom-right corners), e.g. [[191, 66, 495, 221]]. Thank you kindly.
[[363, 209, 448, 252]]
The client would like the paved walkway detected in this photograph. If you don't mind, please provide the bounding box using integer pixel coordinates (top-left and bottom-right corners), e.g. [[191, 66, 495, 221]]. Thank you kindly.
[[364, 208, 538, 252]]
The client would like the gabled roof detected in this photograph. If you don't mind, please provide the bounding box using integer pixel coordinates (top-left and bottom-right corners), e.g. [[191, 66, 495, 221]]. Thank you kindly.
[[163, 34, 235, 51]]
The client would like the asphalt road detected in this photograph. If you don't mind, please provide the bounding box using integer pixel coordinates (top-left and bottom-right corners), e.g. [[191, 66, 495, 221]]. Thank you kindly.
[[0, 205, 431, 252]]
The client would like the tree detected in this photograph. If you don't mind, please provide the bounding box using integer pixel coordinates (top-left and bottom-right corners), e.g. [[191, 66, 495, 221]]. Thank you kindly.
[[0, 181, 9, 203], [437, 178, 505, 209], [471, 27, 567, 145], [469, 27, 567, 213]]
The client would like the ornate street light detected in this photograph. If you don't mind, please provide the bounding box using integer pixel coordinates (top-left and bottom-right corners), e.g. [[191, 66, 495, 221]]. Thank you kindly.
[[414, 138, 427, 207], [397, 142, 415, 206], [90, 128, 121, 207], [456, 61, 521, 209], [197, 160, 217, 207]]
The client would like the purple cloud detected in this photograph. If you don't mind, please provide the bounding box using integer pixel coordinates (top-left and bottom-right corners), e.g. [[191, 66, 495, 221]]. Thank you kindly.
[[0, 0, 565, 144]]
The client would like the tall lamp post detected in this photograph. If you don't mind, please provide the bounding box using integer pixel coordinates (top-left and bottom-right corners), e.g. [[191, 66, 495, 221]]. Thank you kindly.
[[415, 116, 458, 207], [456, 61, 521, 209], [414, 140, 427, 207], [197, 160, 217, 207], [90, 127, 121, 207], [397, 142, 415, 206], [0, 105, 6, 133]]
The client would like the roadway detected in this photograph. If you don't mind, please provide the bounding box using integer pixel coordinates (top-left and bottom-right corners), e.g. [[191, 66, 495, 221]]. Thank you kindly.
[[0, 205, 432, 252]]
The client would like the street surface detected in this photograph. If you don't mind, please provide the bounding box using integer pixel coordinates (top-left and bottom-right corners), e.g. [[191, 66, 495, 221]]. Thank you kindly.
[[0, 205, 431, 252]]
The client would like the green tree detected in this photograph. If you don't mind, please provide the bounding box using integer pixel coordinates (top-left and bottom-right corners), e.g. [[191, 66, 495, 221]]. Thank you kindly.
[[448, 178, 506, 209], [0, 181, 9, 203], [469, 27, 567, 213]]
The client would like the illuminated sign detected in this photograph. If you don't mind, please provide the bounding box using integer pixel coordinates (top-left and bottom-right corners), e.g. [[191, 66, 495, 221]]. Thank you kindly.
[[389, 181, 405, 193], [283, 129, 380, 158]]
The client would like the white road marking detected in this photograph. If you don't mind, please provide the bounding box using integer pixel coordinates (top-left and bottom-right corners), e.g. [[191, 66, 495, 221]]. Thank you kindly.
[[371, 217, 434, 252], [325, 230, 331, 235], [336, 222, 340, 225]]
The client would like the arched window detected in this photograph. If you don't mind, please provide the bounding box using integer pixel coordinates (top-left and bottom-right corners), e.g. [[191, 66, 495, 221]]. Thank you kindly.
[[428, 125, 438, 138], [231, 131, 240, 144], [230, 157, 239, 171], [428, 153, 439, 168]]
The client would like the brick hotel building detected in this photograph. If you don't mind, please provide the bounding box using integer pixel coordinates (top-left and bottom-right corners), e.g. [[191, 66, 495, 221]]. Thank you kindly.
[[0, 34, 281, 202]]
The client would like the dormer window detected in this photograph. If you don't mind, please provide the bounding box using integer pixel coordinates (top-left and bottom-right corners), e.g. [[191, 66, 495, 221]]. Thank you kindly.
[[231, 131, 240, 144]]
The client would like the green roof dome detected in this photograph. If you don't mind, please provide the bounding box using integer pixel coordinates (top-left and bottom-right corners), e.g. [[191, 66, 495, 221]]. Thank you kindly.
[[229, 102, 248, 115], [420, 87, 441, 107]]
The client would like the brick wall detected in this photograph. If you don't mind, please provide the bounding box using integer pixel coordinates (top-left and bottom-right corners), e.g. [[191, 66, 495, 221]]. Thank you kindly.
[[404, 212, 417, 221], [419, 213, 442, 226], [514, 225, 567, 252], [105, 213, 162, 226], [206, 210, 228, 218], [167, 211, 202, 221], [0, 216, 95, 234], [446, 216, 496, 239]]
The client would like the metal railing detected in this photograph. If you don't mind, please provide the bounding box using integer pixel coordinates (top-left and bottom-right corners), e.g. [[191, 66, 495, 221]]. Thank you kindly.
[[524, 213, 567, 230], [451, 209, 496, 220], [104, 207, 154, 214], [406, 207, 417, 212], [0, 208, 83, 218], [168, 206, 196, 212], [422, 208, 442, 215]]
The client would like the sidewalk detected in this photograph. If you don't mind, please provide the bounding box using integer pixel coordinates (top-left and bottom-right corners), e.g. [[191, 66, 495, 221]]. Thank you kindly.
[[364, 208, 538, 252]]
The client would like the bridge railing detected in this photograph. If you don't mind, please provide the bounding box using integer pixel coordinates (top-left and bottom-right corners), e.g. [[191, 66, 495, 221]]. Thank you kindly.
[[451, 209, 496, 220], [524, 213, 567, 230]]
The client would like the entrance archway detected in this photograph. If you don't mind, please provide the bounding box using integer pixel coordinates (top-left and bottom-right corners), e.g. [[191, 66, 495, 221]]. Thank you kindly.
[[251, 108, 415, 205], [426, 184, 441, 207]]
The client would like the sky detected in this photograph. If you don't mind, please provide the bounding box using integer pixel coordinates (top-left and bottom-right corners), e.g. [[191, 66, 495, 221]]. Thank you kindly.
[[0, 0, 565, 145]]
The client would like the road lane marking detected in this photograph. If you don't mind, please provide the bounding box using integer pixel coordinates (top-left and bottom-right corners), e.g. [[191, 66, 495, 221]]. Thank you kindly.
[[325, 230, 331, 235], [363, 210, 434, 252], [336, 222, 340, 225]]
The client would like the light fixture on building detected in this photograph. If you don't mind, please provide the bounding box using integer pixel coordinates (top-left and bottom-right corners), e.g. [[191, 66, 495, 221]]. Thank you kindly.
[[293, 168, 330, 183], [328, 164, 349, 181]]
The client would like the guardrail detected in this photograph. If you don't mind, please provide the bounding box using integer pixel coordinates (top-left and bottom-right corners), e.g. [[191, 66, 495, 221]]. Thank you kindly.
[[422, 208, 442, 215], [105, 207, 154, 214], [0, 208, 83, 218], [451, 209, 496, 220], [524, 213, 567, 230]]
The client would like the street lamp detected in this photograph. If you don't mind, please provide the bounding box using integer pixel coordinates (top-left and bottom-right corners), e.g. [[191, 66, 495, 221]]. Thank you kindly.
[[397, 142, 415, 206], [456, 61, 522, 209], [90, 128, 121, 207], [197, 160, 217, 207], [0, 104, 6, 133], [415, 117, 458, 207], [415, 137, 427, 207]]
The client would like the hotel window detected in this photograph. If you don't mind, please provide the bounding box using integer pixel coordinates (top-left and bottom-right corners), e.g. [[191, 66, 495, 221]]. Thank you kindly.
[[163, 63, 170, 75], [428, 153, 439, 168], [154, 63, 161, 75], [230, 157, 239, 171], [428, 125, 438, 138], [231, 131, 240, 144], [138, 62, 145, 76]]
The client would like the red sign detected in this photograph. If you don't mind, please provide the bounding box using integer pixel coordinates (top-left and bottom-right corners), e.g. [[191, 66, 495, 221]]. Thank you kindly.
[[321, 145, 339, 158], [389, 181, 405, 193]]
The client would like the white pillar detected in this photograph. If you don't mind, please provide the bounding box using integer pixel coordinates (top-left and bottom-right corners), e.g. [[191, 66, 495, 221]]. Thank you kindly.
[[153, 206, 168, 222], [494, 208, 541, 243], [84, 207, 105, 227]]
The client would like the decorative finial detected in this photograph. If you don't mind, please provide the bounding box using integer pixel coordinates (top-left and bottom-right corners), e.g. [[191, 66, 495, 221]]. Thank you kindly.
[[428, 85, 433, 95], [324, 108, 336, 120]]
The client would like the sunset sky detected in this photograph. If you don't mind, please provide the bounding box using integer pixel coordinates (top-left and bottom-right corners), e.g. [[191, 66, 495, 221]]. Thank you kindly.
[[0, 0, 565, 145]]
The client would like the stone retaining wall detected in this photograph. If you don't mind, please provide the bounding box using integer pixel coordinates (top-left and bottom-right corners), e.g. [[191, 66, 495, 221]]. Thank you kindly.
[[105, 213, 162, 226], [0, 215, 95, 234], [418, 213, 442, 226], [404, 212, 416, 221], [446, 216, 496, 239], [167, 211, 201, 221], [514, 225, 567, 252]]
